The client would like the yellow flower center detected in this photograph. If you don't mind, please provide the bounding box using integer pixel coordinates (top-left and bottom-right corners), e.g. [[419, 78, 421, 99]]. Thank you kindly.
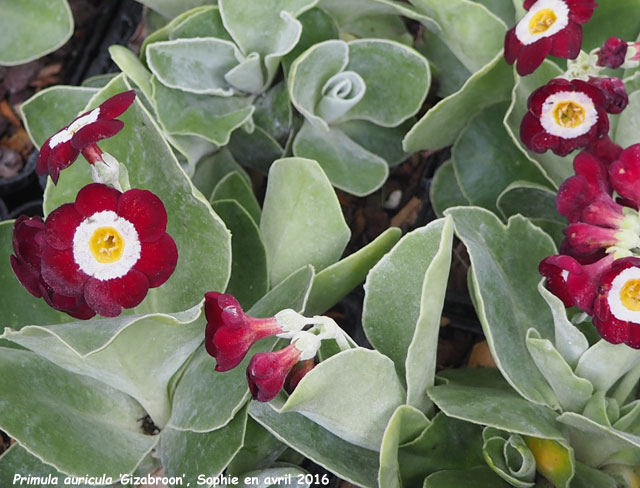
[[553, 101, 586, 128], [529, 8, 557, 34], [89, 227, 124, 263], [621, 279, 640, 311]]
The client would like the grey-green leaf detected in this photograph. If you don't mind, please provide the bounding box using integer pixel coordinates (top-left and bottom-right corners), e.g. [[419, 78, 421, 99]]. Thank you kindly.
[[260, 157, 350, 286], [446, 207, 559, 408], [0, 348, 156, 477], [0, 0, 73, 66], [304, 227, 401, 316], [279, 348, 406, 451]]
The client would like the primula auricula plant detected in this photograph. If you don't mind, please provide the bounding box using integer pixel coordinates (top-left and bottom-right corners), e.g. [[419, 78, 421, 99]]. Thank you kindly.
[[11, 91, 178, 318]]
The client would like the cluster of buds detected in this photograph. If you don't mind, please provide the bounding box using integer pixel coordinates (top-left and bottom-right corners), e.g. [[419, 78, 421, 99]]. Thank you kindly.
[[505, 1, 640, 347], [204, 292, 350, 402], [540, 144, 640, 348], [11, 91, 178, 318]]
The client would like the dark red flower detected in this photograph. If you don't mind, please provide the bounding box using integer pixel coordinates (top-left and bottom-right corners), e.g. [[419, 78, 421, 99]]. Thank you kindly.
[[505, 0, 597, 76], [247, 343, 303, 402], [539, 254, 613, 313], [586, 136, 623, 164], [33, 183, 177, 317], [10, 216, 95, 319], [37, 90, 136, 184], [521, 78, 610, 156], [597, 37, 628, 69], [589, 77, 628, 115], [556, 150, 611, 222], [204, 292, 284, 372], [593, 257, 640, 348], [609, 145, 640, 208]]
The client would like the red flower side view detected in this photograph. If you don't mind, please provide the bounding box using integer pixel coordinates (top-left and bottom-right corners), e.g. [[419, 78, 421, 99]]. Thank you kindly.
[[37, 90, 136, 184], [12, 183, 178, 318], [247, 344, 303, 402], [505, 0, 597, 76], [204, 292, 284, 372]]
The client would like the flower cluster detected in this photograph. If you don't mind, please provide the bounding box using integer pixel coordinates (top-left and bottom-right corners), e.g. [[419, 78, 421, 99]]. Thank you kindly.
[[11, 91, 178, 318], [505, 1, 635, 158], [505, 0, 597, 76], [541, 144, 640, 348], [204, 292, 349, 402]]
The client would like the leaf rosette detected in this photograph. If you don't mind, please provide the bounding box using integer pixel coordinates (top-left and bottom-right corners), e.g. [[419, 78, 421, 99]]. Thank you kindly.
[[289, 39, 430, 196]]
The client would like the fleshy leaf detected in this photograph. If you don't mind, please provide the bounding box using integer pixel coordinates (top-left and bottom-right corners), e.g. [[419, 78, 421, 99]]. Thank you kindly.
[[226, 418, 288, 476], [398, 412, 485, 487], [136, 0, 211, 19], [363, 218, 452, 404], [497, 182, 566, 246], [378, 405, 431, 488], [211, 172, 261, 224], [218, 0, 317, 88], [526, 329, 593, 413], [304, 227, 401, 316], [2, 304, 203, 426], [339, 119, 411, 167], [260, 157, 350, 286], [279, 348, 406, 451], [403, 52, 512, 153], [292, 121, 389, 196], [167, 265, 314, 432], [427, 369, 566, 441], [482, 429, 535, 488], [537, 282, 589, 368], [0, 348, 156, 477], [151, 76, 254, 146], [250, 401, 379, 488], [430, 161, 470, 218], [557, 412, 640, 467], [613, 90, 640, 148], [228, 125, 284, 173], [574, 341, 640, 393], [160, 403, 248, 486], [446, 207, 559, 407], [0, 444, 92, 488], [452, 102, 552, 214], [0, 0, 73, 66], [147, 38, 241, 96], [42, 75, 232, 315], [192, 148, 250, 199], [212, 200, 268, 309], [409, 0, 506, 72]]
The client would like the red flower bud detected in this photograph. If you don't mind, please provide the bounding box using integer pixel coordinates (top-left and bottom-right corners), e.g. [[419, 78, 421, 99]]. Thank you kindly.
[[204, 292, 284, 372], [597, 37, 628, 69], [247, 344, 302, 402]]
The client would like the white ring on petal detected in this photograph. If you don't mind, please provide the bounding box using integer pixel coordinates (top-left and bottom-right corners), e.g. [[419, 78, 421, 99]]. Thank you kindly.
[[607, 267, 640, 323], [515, 0, 570, 46], [72, 210, 141, 281], [48, 108, 101, 149], [540, 91, 598, 139]]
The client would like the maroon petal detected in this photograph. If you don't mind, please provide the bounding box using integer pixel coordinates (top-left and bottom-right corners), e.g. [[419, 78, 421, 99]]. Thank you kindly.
[[587, 136, 623, 164], [83, 278, 121, 317], [523, 0, 536, 9], [504, 27, 522, 65], [566, 0, 597, 23], [564, 223, 619, 255], [10, 255, 43, 298], [75, 183, 121, 217], [44, 203, 83, 250], [610, 144, 640, 206], [36, 139, 53, 176], [13, 215, 45, 267], [71, 119, 124, 150], [520, 112, 556, 153], [98, 90, 136, 120], [134, 234, 178, 288], [247, 344, 302, 402], [117, 189, 168, 242], [48, 141, 79, 184], [516, 37, 553, 76], [550, 22, 582, 58], [40, 245, 88, 296]]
